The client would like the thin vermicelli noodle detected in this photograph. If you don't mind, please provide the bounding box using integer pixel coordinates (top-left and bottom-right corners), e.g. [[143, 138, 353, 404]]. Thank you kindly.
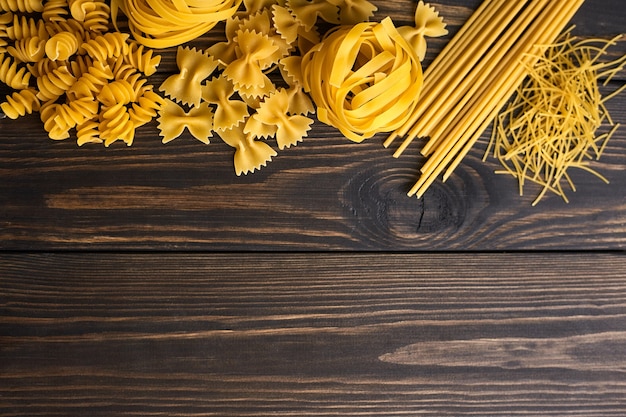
[[485, 32, 626, 205]]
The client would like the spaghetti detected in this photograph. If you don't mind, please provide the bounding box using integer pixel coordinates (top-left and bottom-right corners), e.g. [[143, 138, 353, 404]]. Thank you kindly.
[[384, 0, 587, 198]]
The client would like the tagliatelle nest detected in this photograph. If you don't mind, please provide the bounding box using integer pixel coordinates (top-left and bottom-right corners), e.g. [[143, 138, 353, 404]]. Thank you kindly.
[[301, 17, 424, 143]]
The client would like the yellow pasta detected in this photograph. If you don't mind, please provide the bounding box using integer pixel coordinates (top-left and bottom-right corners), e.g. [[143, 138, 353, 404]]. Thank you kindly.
[[217, 119, 277, 176], [485, 32, 626, 205], [36, 64, 76, 101], [45, 31, 80, 60], [301, 16, 424, 142], [247, 88, 313, 149], [201, 75, 249, 132], [123, 41, 161, 76], [0, 51, 31, 88], [156, 99, 214, 145], [160, 46, 218, 107], [397, 1, 448, 61], [42, 0, 68, 23], [7, 35, 46, 61], [96, 79, 137, 107], [0, 0, 43, 13], [98, 102, 135, 146], [110, 0, 243, 49], [384, 0, 589, 199], [223, 29, 279, 90], [0, 87, 39, 118], [82, 32, 129, 62]]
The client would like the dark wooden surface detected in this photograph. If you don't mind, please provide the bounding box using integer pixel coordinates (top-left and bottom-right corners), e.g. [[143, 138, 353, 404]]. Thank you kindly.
[[1, 0, 626, 416], [3, 252, 626, 416]]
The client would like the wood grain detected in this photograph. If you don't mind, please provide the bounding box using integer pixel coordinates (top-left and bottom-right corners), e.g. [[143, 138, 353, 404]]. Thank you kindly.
[[2, 252, 626, 416], [0, 0, 625, 251]]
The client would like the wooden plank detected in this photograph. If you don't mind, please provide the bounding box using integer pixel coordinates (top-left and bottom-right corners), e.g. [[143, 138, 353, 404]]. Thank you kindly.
[[0, 0, 625, 251], [2, 252, 626, 416]]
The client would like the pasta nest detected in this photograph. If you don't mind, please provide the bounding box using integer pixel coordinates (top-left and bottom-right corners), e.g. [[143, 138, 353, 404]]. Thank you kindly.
[[301, 17, 424, 143]]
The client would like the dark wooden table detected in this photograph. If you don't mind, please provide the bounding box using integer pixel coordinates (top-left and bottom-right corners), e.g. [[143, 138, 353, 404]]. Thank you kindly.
[[1, 0, 625, 415]]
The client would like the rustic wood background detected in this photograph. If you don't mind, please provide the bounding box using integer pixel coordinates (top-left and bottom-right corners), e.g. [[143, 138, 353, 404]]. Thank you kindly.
[[1, 0, 625, 415]]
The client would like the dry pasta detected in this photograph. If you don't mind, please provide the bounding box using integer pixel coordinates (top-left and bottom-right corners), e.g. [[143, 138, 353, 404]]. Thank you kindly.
[[247, 88, 313, 149], [0, 0, 164, 147], [384, 0, 588, 199], [301, 17, 424, 143], [0, 0, 43, 13], [217, 120, 277, 176], [156, 99, 214, 144], [397, 1, 448, 61], [159, 46, 218, 107], [201, 75, 249, 132], [485, 32, 626, 205], [0, 87, 39, 118], [110, 0, 243, 48]]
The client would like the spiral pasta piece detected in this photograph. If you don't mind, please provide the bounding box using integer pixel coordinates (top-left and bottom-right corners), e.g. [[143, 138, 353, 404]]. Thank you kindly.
[[98, 102, 135, 146], [54, 96, 99, 130], [123, 41, 161, 76], [5, 14, 47, 40], [0, 88, 40, 118], [82, 32, 129, 62], [7, 35, 46, 62], [0, 0, 43, 13], [45, 31, 79, 60], [110, 0, 243, 48], [96, 79, 137, 107], [42, 0, 68, 22], [0, 51, 30, 88], [67, 59, 113, 100], [301, 17, 424, 142], [36, 64, 76, 101]]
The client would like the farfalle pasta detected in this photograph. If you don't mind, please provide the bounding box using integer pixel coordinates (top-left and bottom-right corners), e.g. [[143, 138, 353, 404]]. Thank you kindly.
[[160, 46, 218, 107], [217, 120, 277, 176], [201, 75, 249, 132], [156, 99, 214, 144], [247, 88, 313, 149], [397, 1, 448, 61]]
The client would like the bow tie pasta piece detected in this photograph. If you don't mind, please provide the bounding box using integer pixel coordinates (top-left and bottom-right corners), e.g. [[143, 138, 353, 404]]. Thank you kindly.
[[201, 75, 249, 132], [160, 46, 218, 107], [337, 0, 377, 25], [287, 0, 339, 31], [250, 88, 313, 149], [301, 17, 424, 143], [206, 16, 243, 68], [243, 0, 277, 14], [271, 4, 302, 45], [397, 1, 448, 61], [218, 120, 277, 176], [223, 29, 280, 90], [157, 99, 214, 145]]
